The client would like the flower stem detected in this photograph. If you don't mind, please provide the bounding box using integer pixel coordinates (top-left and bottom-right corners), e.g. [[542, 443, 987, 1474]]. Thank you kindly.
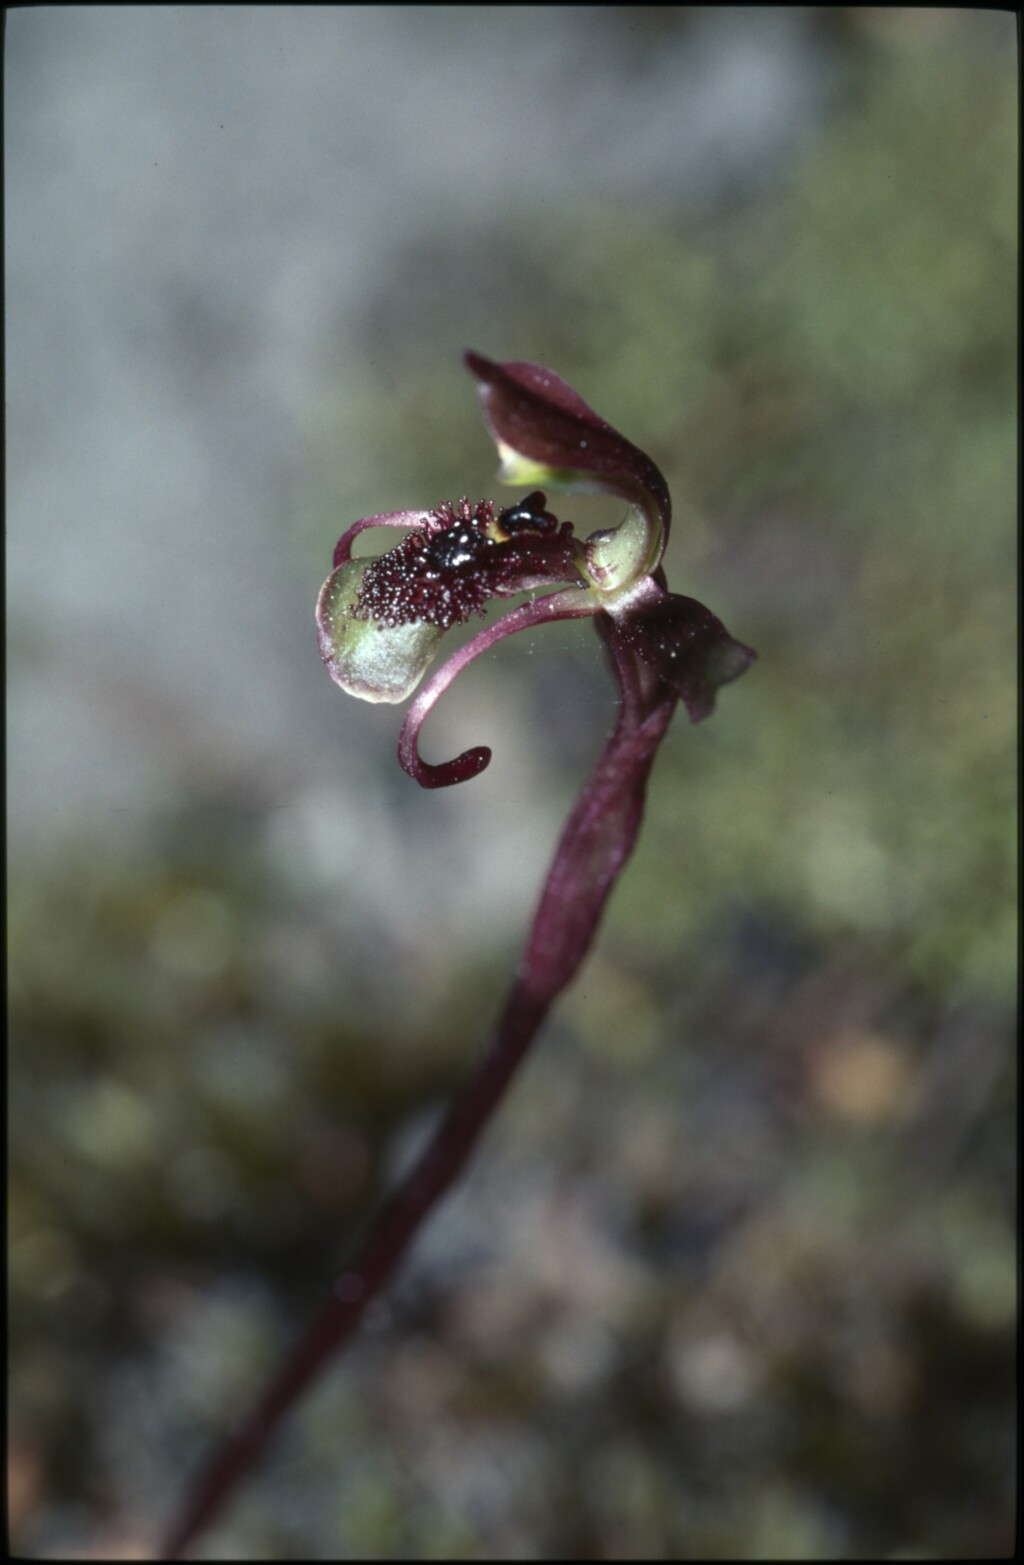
[[161, 620, 675, 1558]]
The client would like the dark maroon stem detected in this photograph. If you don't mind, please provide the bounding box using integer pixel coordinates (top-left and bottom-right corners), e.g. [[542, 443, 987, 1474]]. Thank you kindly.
[[161, 620, 676, 1558]]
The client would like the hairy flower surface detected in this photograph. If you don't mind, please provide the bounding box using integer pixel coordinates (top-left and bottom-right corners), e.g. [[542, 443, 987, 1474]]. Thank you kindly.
[[352, 496, 581, 630], [317, 352, 756, 781]]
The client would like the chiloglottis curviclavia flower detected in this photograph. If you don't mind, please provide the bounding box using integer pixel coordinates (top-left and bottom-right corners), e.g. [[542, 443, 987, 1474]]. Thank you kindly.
[[161, 358, 758, 1557], [316, 352, 756, 786]]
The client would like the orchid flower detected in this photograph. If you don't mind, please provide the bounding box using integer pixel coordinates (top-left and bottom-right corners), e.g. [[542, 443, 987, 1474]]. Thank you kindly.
[[163, 356, 755, 1557], [317, 352, 755, 787]]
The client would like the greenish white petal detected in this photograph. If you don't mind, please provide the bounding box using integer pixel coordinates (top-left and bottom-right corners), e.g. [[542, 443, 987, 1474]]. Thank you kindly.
[[316, 560, 445, 704]]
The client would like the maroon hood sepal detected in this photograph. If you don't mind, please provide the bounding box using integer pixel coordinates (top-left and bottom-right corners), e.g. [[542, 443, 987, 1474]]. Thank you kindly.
[[464, 351, 672, 536]]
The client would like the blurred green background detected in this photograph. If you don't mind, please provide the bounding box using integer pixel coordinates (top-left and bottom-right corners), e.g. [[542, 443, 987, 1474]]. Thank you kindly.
[[9, 8, 1015, 1559]]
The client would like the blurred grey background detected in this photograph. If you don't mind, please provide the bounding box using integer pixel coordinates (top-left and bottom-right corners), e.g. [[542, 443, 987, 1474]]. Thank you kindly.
[[7, 3, 830, 936], [8, 7, 1016, 1559]]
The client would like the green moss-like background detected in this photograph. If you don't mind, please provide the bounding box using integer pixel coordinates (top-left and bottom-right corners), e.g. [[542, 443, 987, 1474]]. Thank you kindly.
[[10, 10, 1015, 1559]]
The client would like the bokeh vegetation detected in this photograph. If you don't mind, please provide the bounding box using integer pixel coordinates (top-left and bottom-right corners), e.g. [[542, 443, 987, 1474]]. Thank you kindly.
[[10, 12, 1015, 1558]]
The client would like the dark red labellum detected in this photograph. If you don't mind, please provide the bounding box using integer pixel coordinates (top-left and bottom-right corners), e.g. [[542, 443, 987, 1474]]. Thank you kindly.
[[353, 499, 496, 630], [354, 496, 583, 631]]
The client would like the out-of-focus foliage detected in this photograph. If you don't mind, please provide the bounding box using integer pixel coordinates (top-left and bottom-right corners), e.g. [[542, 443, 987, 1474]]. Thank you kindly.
[[10, 10, 1015, 1559]]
